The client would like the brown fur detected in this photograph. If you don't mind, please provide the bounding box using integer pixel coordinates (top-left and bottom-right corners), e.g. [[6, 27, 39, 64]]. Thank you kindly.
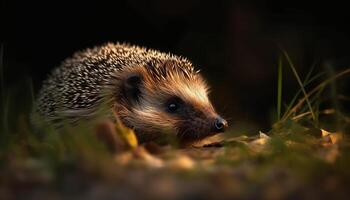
[[109, 62, 218, 143]]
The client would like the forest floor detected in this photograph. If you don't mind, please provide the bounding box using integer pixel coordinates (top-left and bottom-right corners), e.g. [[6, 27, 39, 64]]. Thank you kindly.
[[0, 118, 350, 200]]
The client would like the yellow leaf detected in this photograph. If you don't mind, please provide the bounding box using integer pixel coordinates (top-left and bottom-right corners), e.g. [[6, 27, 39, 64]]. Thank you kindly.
[[320, 129, 343, 144], [321, 129, 331, 137], [114, 119, 138, 149]]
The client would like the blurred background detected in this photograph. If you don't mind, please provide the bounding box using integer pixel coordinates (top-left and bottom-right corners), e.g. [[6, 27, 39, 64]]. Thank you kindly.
[[2, 0, 350, 130]]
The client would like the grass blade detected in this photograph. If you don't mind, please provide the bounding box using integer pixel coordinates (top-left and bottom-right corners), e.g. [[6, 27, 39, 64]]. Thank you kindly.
[[325, 64, 342, 129], [0, 44, 6, 132], [277, 55, 283, 120], [281, 50, 316, 123], [284, 68, 350, 120], [282, 71, 325, 121]]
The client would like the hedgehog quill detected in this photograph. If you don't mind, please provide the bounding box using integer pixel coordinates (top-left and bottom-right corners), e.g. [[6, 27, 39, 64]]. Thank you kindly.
[[34, 43, 228, 143]]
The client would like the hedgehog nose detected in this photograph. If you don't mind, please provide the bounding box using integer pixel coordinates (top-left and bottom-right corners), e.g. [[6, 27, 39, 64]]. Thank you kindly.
[[214, 117, 228, 132]]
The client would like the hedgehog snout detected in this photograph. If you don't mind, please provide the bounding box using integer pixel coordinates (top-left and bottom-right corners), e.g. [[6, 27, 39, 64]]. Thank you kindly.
[[213, 116, 228, 133]]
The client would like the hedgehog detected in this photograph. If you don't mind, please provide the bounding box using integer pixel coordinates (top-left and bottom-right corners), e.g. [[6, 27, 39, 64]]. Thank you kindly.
[[34, 43, 228, 143]]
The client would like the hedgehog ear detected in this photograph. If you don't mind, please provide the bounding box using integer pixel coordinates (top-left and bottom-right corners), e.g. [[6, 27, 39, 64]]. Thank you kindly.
[[123, 73, 142, 104]]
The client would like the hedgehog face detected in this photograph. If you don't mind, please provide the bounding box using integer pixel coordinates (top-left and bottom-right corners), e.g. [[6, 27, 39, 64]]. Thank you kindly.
[[162, 94, 228, 141], [116, 61, 228, 143]]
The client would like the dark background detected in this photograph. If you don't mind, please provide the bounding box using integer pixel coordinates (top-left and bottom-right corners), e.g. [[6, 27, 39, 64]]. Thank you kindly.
[[2, 0, 350, 130]]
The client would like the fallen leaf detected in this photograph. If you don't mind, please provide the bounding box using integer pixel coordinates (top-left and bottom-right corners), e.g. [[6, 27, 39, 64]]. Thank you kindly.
[[114, 119, 138, 150], [320, 129, 343, 145], [259, 131, 270, 139], [166, 155, 195, 170], [114, 152, 133, 166], [133, 146, 164, 168], [321, 129, 331, 137]]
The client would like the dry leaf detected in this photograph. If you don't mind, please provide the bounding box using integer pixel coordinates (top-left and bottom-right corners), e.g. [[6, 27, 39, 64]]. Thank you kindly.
[[133, 146, 164, 168], [320, 129, 343, 145], [259, 131, 270, 139], [166, 155, 195, 170], [114, 152, 133, 166], [114, 119, 138, 150], [321, 129, 331, 137]]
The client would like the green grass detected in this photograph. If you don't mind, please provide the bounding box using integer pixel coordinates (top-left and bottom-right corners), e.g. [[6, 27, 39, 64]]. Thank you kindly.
[[281, 50, 316, 123], [276, 55, 283, 120], [282, 61, 324, 121]]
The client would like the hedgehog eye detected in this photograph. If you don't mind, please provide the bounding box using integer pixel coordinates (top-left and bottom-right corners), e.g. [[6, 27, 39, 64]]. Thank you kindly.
[[168, 103, 179, 112], [166, 97, 183, 113]]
